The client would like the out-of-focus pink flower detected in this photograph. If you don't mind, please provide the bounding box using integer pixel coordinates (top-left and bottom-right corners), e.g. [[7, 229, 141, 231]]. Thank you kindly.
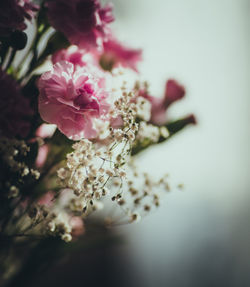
[[52, 46, 88, 67], [140, 93, 166, 125], [47, 0, 114, 50], [140, 79, 186, 125], [35, 124, 56, 168], [38, 61, 110, 140], [36, 123, 57, 138], [38, 191, 54, 207], [53, 39, 142, 72], [99, 37, 142, 72], [35, 144, 49, 168], [0, 69, 33, 138], [36, 124, 56, 139], [70, 216, 85, 238], [0, 0, 38, 36], [164, 79, 185, 108]]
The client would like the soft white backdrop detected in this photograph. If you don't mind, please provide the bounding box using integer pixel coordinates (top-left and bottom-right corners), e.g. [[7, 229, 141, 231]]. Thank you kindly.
[[106, 0, 250, 286]]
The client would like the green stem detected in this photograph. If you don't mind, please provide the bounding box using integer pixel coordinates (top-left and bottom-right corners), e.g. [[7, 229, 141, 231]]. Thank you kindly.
[[4, 48, 16, 72]]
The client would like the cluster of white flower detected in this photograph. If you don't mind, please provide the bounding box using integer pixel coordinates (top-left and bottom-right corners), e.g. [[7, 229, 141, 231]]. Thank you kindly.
[[134, 96, 152, 122], [53, 83, 172, 234], [11, 198, 73, 242], [107, 165, 171, 225], [57, 138, 129, 215], [0, 137, 30, 172], [135, 122, 169, 148], [137, 122, 160, 143], [0, 137, 40, 198], [47, 211, 73, 242]]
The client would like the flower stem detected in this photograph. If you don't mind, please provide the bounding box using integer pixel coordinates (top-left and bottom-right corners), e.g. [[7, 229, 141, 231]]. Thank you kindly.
[[4, 48, 16, 72]]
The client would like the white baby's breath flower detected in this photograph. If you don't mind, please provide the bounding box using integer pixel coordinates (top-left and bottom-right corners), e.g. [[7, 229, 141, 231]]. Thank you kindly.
[[135, 96, 151, 121], [160, 126, 169, 138], [61, 233, 72, 242]]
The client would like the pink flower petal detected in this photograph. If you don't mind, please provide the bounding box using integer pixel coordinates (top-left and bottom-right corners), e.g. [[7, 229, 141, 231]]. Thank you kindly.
[[38, 61, 110, 140]]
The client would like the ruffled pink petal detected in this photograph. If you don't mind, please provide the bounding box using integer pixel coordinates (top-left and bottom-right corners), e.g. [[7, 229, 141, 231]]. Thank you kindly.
[[38, 60, 110, 140]]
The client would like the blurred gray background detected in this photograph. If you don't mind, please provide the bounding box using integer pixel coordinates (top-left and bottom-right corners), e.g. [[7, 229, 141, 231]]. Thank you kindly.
[[106, 0, 250, 286]]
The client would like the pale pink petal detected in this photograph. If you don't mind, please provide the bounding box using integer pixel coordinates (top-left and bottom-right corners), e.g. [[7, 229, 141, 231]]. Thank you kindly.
[[36, 124, 57, 138], [38, 191, 54, 207], [70, 216, 85, 238], [36, 144, 49, 168]]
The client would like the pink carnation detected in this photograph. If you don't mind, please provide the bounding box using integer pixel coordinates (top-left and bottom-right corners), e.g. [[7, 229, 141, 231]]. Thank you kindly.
[[140, 79, 186, 125], [100, 37, 142, 72], [47, 0, 114, 50], [38, 61, 110, 140]]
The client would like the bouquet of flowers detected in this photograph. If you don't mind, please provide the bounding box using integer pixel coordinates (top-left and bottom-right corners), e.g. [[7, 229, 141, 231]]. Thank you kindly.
[[0, 0, 196, 285]]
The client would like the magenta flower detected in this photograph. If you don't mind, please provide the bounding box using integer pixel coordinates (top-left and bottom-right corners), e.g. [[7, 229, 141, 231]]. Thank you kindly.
[[0, 69, 33, 138], [164, 79, 185, 108], [99, 37, 142, 72], [140, 79, 186, 125], [0, 0, 38, 36], [47, 0, 114, 50], [38, 61, 110, 140]]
